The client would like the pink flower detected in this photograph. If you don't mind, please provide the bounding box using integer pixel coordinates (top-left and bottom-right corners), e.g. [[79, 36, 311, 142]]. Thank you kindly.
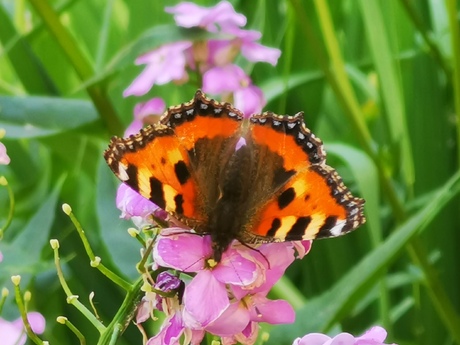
[[125, 97, 165, 136], [202, 64, 266, 115], [0, 142, 10, 165], [0, 312, 45, 345], [293, 326, 397, 345], [124, 42, 193, 97], [222, 27, 281, 66], [116, 183, 167, 228], [154, 232, 259, 328], [166, 1, 246, 32]]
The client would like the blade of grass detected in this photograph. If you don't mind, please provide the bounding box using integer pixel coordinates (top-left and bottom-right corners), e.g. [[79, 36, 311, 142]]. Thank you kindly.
[[358, 0, 415, 194], [289, 0, 404, 221], [27, 0, 123, 135], [95, 0, 115, 70], [446, 0, 460, 167], [399, 0, 451, 79]]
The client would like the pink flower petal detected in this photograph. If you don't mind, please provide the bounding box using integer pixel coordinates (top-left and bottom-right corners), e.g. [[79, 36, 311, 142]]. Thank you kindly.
[[146, 312, 184, 345], [183, 270, 229, 327], [124, 98, 166, 136], [249, 297, 295, 324], [0, 142, 10, 165], [355, 326, 394, 345], [294, 240, 313, 259], [207, 40, 238, 66], [0, 318, 25, 345], [205, 302, 250, 336], [202, 65, 245, 94], [328, 333, 355, 345], [154, 234, 211, 272], [124, 42, 192, 97], [241, 41, 281, 66], [212, 248, 258, 286], [234, 85, 265, 116], [166, 1, 246, 32], [294, 333, 331, 345], [116, 183, 161, 221], [26, 312, 45, 334]]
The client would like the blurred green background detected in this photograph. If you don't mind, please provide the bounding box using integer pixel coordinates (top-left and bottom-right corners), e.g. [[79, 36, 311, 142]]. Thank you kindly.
[[1, 0, 460, 344]]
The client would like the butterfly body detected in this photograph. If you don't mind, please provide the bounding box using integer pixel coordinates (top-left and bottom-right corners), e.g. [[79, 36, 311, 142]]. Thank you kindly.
[[104, 90, 366, 262]]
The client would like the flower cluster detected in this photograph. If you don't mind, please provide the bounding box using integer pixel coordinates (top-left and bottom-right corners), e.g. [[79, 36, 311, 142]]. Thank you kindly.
[[134, 229, 311, 345], [123, 1, 280, 116]]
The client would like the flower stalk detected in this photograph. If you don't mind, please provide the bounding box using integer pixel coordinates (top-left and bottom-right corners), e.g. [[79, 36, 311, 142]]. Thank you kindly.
[[50, 239, 106, 333], [62, 203, 131, 291], [12, 276, 45, 345]]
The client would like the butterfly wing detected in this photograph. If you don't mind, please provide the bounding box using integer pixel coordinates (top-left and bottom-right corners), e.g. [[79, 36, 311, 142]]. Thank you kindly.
[[104, 91, 244, 228], [240, 112, 365, 243]]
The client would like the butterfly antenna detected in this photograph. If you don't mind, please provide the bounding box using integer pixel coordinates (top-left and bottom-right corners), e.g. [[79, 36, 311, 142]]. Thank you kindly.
[[240, 242, 271, 269]]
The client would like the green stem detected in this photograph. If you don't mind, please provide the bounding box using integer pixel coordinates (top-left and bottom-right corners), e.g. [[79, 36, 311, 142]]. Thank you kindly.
[[66, 208, 131, 291], [96, 278, 144, 345], [13, 282, 45, 344], [51, 241, 106, 333], [0, 177, 15, 237], [59, 317, 87, 345], [27, 0, 123, 135]]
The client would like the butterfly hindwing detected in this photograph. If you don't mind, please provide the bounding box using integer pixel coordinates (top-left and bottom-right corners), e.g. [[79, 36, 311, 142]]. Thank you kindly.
[[240, 112, 365, 243]]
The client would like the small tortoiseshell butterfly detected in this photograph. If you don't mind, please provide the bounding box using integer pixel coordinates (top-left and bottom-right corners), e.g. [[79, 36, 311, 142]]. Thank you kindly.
[[104, 90, 365, 261]]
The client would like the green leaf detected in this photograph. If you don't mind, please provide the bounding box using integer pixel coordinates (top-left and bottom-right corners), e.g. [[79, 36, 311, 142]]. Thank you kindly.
[[0, 95, 98, 138], [0, 176, 64, 286], [0, 5, 58, 95]]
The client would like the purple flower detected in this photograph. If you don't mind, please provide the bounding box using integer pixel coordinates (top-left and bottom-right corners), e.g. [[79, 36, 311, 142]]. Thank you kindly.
[[0, 312, 45, 345], [124, 42, 192, 97], [125, 97, 165, 136], [166, 1, 246, 32], [152, 229, 304, 339], [116, 183, 167, 227], [154, 232, 259, 328], [293, 326, 397, 345], [0, 142, 10, 165], [202, 64, 265, 115], [222, 27, 281, 66]]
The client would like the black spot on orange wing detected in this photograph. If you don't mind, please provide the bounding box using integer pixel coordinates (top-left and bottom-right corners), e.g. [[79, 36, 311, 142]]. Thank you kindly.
[[273, 167, 296, 188], [278, 187, 296, 210], [174, 194, 184, 214], [267, 218, 282, 237], [318, 215, 338, 236], [174, 160, 191, 185], [126, 164, 139, 192], [286, 217, 311, 240], [149, 176, 165, 209]]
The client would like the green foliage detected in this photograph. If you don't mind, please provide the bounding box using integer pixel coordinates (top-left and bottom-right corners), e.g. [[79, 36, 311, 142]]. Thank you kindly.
[[1, 0, 459, 344]]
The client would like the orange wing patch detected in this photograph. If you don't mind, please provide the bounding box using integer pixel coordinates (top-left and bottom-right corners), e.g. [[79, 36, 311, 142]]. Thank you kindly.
[[105, 125, 200, 220], [245, 112, 365, 242], [104, 90, 244, 226]]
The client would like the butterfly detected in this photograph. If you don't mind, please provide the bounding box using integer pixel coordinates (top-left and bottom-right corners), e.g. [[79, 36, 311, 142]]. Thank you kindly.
[[104, 90, 365, 262]]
